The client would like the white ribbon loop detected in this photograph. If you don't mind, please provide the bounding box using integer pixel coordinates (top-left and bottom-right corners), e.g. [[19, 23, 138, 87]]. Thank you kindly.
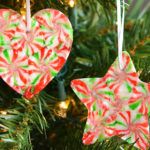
[[117, 0, 125, 70], [26, 0, 31, 32]]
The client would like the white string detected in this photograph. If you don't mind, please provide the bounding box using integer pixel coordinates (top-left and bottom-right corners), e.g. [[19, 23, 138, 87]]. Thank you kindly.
[[26, 0, 31, 32], [116, 0, 125, 70]]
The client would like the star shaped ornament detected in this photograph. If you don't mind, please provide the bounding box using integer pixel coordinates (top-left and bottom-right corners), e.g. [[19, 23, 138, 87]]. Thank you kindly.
[[71, 51, 150, 150]]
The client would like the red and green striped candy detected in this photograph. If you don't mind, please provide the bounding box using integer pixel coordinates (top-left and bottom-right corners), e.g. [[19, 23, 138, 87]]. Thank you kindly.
[[104, 51, 138, 99], [0, 9, 73, 99], [115, 110, 149, 150], [129, 82, 150, 116], [0, 9, 21, 40]]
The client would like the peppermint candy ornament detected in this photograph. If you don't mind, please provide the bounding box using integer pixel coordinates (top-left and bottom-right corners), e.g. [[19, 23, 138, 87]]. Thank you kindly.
[[71, 51, 150, 149], [0, 9, 73, 99]]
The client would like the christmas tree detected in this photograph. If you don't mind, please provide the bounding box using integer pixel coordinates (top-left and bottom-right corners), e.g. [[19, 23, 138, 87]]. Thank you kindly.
[[0, 0, 150, 149]]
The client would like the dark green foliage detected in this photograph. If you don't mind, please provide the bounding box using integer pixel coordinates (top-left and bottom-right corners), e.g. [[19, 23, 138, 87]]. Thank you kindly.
[[0, 93, 56, 150]]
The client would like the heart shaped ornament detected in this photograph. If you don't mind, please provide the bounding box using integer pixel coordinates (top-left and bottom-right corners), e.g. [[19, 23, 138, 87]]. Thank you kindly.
[[0, 9, 73, 99]]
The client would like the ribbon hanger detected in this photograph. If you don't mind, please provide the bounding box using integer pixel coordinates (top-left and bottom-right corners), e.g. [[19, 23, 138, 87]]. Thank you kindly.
[[26, 0, 31, 32], [117, 0, 125, 70]]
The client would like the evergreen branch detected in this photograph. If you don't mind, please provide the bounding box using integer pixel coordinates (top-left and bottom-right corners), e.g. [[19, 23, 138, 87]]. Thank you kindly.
[[0, 94, 56, 150], [130, 36, 150, 56]]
